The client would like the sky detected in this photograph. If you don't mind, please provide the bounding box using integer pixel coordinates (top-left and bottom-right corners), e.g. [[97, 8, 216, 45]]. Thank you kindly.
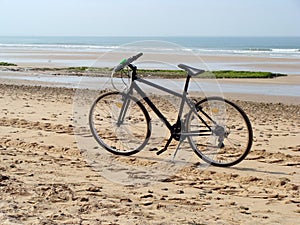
[[1, 0, 300, 36]]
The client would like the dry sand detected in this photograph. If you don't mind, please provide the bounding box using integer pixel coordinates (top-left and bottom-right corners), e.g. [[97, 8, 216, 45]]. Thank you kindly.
[[0, 82, 299, 224]]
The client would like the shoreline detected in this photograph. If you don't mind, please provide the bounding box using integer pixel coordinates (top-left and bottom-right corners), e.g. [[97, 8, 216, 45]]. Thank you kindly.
[[1, 47, 300, 101], [1, 47, 300, 74], [1, 66, 299, 102]]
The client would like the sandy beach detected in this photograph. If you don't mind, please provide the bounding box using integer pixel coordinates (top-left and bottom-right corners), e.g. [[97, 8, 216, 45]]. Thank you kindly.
[[0, 74, 299, 224], [1, 0, 300, 222], [0, 45, 299, 224]]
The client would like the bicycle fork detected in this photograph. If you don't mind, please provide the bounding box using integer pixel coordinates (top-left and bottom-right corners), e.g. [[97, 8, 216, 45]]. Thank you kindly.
[[116, 94, 131, 127]]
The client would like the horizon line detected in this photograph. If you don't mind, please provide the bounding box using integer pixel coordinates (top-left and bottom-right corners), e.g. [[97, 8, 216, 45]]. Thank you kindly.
[[0, 35, 300, 38]]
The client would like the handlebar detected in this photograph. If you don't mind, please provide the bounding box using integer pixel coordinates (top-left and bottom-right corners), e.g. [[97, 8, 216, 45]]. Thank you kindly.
[[114, 52, 143, 72]]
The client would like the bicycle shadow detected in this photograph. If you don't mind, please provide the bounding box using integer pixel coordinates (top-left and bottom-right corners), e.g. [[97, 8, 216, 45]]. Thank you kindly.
[[224, 165, 290, 176], [125, 153, 291, 177], [126, 153, 194, 165]]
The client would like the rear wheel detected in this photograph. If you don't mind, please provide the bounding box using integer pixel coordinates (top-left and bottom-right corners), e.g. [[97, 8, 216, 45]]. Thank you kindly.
[[89, 91, 151, 155], [186, 97, 253, 167]]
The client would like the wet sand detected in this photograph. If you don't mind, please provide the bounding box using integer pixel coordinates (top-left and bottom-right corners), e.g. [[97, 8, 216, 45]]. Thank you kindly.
[[2, 47, 300, 74], [1, 66, 300, 104], [0, 83, 299, 224]]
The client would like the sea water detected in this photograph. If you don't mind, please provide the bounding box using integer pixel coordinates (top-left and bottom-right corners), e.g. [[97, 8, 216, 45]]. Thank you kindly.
[[1, 36, 299, 58]]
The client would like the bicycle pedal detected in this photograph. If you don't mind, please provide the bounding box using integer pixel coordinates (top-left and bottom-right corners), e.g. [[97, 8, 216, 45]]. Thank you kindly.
[[156, 148, 167, 155], [157, 135, 173, 155]]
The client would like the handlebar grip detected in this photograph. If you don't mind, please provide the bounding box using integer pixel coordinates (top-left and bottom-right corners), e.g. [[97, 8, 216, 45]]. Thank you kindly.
[[128, 52, 143, 64], [114, 53, 143, 72], [114, 61, 126, 72]]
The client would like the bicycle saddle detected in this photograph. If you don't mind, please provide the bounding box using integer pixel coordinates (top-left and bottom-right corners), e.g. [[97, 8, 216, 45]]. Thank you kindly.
[[178, 64, 205, 77]]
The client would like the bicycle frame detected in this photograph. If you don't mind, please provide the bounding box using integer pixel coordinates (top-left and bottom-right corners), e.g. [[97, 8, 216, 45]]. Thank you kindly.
[[117, 65, 213, 144]]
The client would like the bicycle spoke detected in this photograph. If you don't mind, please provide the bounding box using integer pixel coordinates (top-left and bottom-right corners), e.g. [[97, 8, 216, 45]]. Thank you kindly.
[[89, 92, 151, 155], [187, 97, 252, 167]]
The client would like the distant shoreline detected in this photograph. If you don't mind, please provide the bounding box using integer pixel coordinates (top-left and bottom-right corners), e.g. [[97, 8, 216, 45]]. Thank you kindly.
[[0, 67, 299, 101], [1, 47, 300, 74], [0, 65, 288, 79]]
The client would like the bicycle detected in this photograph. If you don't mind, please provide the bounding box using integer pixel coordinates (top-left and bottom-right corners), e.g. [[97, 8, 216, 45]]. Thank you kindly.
[[89, 53, 253, 167]]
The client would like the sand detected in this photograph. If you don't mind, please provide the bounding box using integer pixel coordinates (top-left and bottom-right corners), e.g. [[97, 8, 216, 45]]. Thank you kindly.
[[0, 81, 299, 224], [1, 46, 300, 224]]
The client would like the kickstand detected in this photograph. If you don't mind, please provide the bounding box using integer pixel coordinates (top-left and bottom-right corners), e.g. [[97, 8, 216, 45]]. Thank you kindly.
[[171, 140, 184, 163]]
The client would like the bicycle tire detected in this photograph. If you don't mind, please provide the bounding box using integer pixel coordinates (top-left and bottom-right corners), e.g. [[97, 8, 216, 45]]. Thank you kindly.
[[186, 97, 253, 167], [89, 91, 151, 155]]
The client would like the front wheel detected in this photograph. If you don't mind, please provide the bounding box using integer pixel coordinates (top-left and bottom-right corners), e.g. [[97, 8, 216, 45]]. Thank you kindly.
[[89, 91, 151, 155], [186, 97, 253, 167]]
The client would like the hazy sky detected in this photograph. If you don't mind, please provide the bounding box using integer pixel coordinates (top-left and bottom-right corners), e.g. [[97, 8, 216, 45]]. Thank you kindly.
[[1, 0, 300, 36]]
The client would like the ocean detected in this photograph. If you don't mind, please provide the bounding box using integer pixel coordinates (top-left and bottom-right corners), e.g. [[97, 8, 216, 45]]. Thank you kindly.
[[0, 36, 300, 97], [1, 36, 300, 58]]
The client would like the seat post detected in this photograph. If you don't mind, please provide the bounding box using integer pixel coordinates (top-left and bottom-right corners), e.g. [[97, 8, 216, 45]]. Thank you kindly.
[[183, 75, 191, 93], [176, 74, 191, 123]]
